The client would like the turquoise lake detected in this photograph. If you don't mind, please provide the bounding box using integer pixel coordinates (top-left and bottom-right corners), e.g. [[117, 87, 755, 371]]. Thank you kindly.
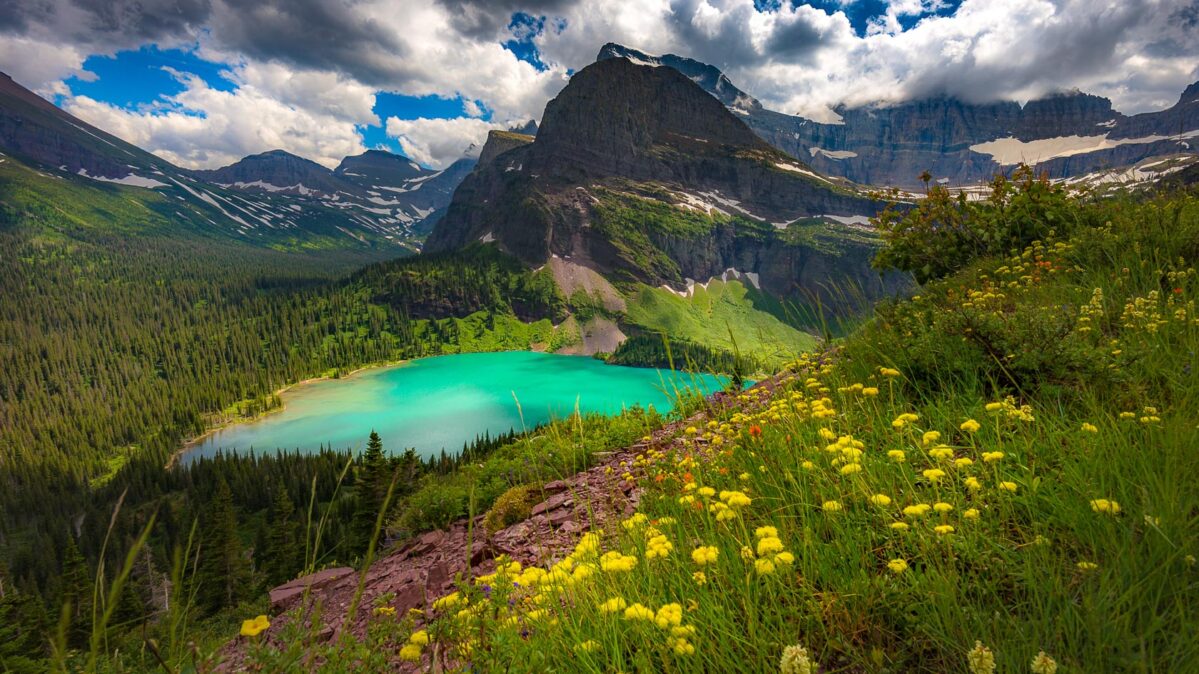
[[183, 351, 727, 463]]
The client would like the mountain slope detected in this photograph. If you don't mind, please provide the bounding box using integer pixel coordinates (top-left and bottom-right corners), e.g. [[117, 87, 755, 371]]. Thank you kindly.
[[0, 71, 449, 250], [427, 57, 902, 358], [598, 44, 1199, 188]]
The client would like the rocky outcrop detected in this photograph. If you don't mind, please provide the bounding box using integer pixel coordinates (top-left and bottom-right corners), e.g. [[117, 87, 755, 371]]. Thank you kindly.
[[476, 130, 533, 167], [426, 57, 889, 306]]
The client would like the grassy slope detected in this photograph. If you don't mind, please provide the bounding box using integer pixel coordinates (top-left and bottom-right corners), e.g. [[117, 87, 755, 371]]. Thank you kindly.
[[244, 191, 1198, 672], [624, 278, 819, 363]]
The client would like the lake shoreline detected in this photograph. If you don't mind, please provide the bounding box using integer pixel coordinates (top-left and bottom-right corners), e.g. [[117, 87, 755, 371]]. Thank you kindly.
[[167, 359, 408, 468]]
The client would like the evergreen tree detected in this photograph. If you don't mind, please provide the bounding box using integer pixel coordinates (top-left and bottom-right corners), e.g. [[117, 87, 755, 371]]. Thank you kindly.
[[261, 482, 303, 586], [0, 564, 49, 673], [58, 535, 93, 648], [350, 431, 389, 556], [194, 479, 248, 615]]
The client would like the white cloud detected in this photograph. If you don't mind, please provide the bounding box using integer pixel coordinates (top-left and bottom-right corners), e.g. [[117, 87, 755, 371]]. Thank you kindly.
[[63, 69, 368, 168], [385, 116, 499, 168], [0, 36, 91, 97]]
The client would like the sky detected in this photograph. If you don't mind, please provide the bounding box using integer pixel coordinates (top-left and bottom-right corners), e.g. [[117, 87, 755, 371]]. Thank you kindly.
[[1, 0, 1195, 170]]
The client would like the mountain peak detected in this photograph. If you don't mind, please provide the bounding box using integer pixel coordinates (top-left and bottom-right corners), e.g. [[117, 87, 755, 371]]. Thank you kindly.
[[595, 44, 760, 112]]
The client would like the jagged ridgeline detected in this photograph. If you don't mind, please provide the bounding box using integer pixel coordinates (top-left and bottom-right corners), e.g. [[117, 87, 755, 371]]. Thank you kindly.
[[427, 57, 907, 330]]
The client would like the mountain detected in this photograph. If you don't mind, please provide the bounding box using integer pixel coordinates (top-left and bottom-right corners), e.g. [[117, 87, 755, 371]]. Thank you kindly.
[[427, 56, 901, 340], [0, 71, 472, 249], [598, 44, 1199, 188]]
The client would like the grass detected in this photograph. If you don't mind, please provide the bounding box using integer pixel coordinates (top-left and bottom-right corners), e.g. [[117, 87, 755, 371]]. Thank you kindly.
[[232, 189, 1198, 672], [624, 278, 818, 365]]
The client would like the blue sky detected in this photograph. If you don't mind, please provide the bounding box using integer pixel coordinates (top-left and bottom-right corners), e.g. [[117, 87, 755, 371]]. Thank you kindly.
[[4, 0, 1191, 170]]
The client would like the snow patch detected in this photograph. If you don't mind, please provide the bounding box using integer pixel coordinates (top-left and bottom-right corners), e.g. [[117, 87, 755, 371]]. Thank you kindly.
[[77, 169, 167, 189], [809, 147, 858, 160], [773, 162, 833, 183], [970, 130, 1199, 165]]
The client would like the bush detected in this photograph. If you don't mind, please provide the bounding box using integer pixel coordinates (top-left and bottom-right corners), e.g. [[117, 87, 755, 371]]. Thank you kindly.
[[481, 484, 540, 533], [872, 165, 1087, 283]]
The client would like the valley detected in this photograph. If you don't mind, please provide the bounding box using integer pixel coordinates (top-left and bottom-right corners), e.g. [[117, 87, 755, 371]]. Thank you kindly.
[[0, 11, 1197, 673]]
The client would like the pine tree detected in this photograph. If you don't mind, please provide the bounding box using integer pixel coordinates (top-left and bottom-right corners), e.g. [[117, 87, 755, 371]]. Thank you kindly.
[[350, 431, 389, 556], [194, 478, 248, 615], [261, 482, 302, 586], [58, 535, 93, 648], [0, 563, 50, 672]]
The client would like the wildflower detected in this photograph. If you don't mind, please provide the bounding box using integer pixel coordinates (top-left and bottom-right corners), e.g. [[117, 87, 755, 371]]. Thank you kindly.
[[982, 451, 1005, 463], [801, 460, 816, 470], [574, 640, 600, 654], [929, 445, 955, 460], [922, 468, 947, 482], [697, 486, 716, 498], [934, 524, 955, 535], [984, 402, 1004, 413], [599, 597, 628, 614], [623, 603, 655, 621], [692, 546, 719, 565], [840, 462, 863, 475], [1077, 561, 1098, 571], [922, 430, 942, 445], [755, 558, 777, 575], [757, 536, 785, 557], [887, 558, 908, 573], [903, 504, 931, 518], [869, 493, 892, 506], [999, 481, 1018, 492], [961, 419, 982, 433], [1031, 652, 1058, 674], [646, 535, 673, 560], [954, 457, 975, 468], [888, 450, 906, 462], [774, 551, 795, 565], [399, 643, 422, 662], [240, 615, 270, 637], [879, 367, 901, 378], [1080, 423, 1098, 434], [719, 490, 752, 509], [822, 500, 843, 513], [934, 502, 954, 513], [964, 477, 982, 491], [890, 522, 910, 531], [600, 551, 638, 572], [963, 508, 980, 520], [967, 641, 996, 674], [863, 387, 879, 396], [779, 644, 816, 674], [373, 606, 396, 618], [654, 603, 683, 629], [1090, 499, 1122, 515], [755, 526, 779, 539]]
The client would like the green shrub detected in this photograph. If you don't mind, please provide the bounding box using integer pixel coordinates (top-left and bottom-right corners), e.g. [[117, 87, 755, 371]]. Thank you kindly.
[[482, 484, 539, 533], [872, 165, 1087, 283]]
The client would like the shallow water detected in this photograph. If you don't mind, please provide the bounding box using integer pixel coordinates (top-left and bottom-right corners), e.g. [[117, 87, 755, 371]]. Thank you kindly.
[[183, 351, 727, 463]]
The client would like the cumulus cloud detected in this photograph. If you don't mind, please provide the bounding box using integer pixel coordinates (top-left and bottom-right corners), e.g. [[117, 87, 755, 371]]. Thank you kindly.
[[385, 116, 499, 168], [2, 0, 1197, 168], [64, 69, 370, 168]]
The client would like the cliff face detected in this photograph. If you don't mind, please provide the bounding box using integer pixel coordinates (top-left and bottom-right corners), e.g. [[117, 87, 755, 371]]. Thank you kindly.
[[598, 44, 1199, 188], [427, 57, 897, 306]]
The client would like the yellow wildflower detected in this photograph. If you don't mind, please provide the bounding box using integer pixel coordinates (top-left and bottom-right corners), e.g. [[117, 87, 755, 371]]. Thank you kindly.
[[890, 522, 910, 531], [1080, 423, 1098, 434], [691, 546, 719, 565], [574, 640, 600, 654], [963, 508, 980, 520], [934, 524, 955, 535], [779, 644, 816, 674], [599, 597, 628, 614], [999, 481, 1018, 492], [1089, 499, 1122, 515], [822, 500, 843, 513], [840, 462, 863, 475], [1031, 652, 1058, 674], [757, 537, 785, 557], [954, 457, 975, 468], [968, 641, 996, 674], [961, 419, 982, 433], [239, 615, 270, 638], [755, 558, 777, 575], [887, 558, 908, 573], [869, 494, 892, 506], [399, 643, 422, 662], [623, 603, 655, 621], [692, 571, 707, 585], [654, 603, 683, 629], [888, 450, 907, 462], [755, 526, 779, 539], [903, 504, 932, 518], [1077, 561, 1098, 571], [922, 468, 947, 482], [922, 430, 942, 445], [933, 502, 954, 513], [965, 477, 982, 491]]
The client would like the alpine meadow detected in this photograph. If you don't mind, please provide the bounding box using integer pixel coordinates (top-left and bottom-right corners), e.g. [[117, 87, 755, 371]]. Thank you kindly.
[[1, 2, 1198, 673]]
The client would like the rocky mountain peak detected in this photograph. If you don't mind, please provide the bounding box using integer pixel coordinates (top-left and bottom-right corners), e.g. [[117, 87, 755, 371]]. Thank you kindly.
[[477, 130, 534, 167], [195, 149, 341, 193], [531, 56, 773, 179], [335, 149, 426, 183], [595, 43, 760, 112]]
